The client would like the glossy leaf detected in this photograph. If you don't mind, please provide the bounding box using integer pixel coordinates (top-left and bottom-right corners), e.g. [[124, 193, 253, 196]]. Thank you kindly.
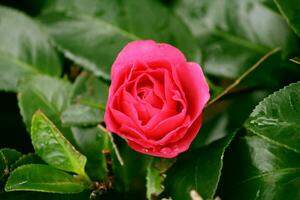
[[245, 81, 300, 153], [173, 0, 298, 79], [0, 6, 61, 91], [31, 111, 88, 178], [61, 104, 101, 127], [164, 131, 237, 200], [274, 0, 300, 37], [18, 75, 72, 129], [39, 0, 199, 79], [220, 134, 300, 200], [5, 164, 85, 193]]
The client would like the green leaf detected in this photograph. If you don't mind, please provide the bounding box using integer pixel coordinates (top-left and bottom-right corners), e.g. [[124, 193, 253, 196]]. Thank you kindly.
[[61, 104, 101, 127], [0, 152, 6, 180], [18, 75, 72, 130], [0, 149, 22, 180], [69, 72, 108, 106], [0, 6, 61, 91], [245, 81, 300, 153], [274, 0, 300, 37], [173, 0, 298, 79], [61, 72, 108, 126], [0, 191, 90, 200], [71, 127, 112, 180], [220, 133, 300, 200], [257, 0, 281, 13], [5, 164, 85, 193], [146, 158, 174, 200], [39, 0, 199, 79], [31, 111, 88, 179], [192, 90, 269, 148], [0, 149, 22, 167], [164, 131, 237, 200], [113, 141, 148, 194], [10, 153, 44, 171]]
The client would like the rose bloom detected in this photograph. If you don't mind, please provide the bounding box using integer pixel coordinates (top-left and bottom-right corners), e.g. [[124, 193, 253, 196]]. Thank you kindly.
[[104, 40, 209, 158]]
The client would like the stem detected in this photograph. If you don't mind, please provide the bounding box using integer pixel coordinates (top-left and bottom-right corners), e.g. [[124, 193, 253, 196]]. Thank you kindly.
[[206, 47, 281, 107], [98, 124, 124, 166], [290, 58, 300, 65]]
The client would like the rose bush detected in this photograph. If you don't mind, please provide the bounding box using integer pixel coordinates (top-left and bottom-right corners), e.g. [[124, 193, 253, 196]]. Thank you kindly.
[[104, 40, 210, 158]]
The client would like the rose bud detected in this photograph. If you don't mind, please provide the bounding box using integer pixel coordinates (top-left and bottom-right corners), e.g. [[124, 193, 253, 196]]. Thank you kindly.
[[104, 40, 210, 158]]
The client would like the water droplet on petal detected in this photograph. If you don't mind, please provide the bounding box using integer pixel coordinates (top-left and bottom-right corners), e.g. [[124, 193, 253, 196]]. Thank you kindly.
[[161, 147, 172, 154], [143, 148, 149, 153]]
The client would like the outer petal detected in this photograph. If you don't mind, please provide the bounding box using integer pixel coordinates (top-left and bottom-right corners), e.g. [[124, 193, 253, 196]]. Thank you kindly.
[[175, 62, 210, 118], [111, 40, 186, 79], [126, 115, 202, 158]]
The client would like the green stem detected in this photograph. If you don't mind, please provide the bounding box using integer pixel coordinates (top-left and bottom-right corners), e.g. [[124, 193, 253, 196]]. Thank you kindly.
[[98, 124, 124, 166], [206, 47, 281, 107]]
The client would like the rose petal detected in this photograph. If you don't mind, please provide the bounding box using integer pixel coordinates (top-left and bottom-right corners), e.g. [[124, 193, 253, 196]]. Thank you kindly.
[[111, 40, 186, 79], [175, 62, 210, 118], [126, 115, 202, 158]]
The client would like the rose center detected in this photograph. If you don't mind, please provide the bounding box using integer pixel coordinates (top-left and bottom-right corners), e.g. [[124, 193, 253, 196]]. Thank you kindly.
[[137, 87, 150, 100]]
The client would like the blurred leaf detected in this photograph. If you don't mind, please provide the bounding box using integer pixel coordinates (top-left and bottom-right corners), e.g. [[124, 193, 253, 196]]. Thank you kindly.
[[18, 75, 72, 130], [257, 0, 281, 13], [31, 111, 88, 179], [61, 71, 108, 126], [220, 133, 300, 200], [0, 149, 22, 167], [0, 152, 6, 181], [164, 131, 237, 200], [61, 72, 108, 127], [10, 153, 43, 171], [69, 72, 108, 106], [61, 104, 101, 127], [245, 81, 300, 153], [71, 127, 112, 180], [0, 6, 61, 91], [0, 149, 22, 180], [274, 0, 300, 37], [173, 0, 298, 79], [38, 0, 199, 79], [5, 164, 85, 193], [146, 158, 174, 200], [113, 140, 148, 195]]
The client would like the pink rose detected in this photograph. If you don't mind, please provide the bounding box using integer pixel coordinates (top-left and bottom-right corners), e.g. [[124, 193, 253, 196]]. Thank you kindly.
[[104, 40, 210, 158]]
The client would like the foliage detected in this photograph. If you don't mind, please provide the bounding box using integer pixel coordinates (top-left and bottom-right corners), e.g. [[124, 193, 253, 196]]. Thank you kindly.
[[0, 0, 300, 199]]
